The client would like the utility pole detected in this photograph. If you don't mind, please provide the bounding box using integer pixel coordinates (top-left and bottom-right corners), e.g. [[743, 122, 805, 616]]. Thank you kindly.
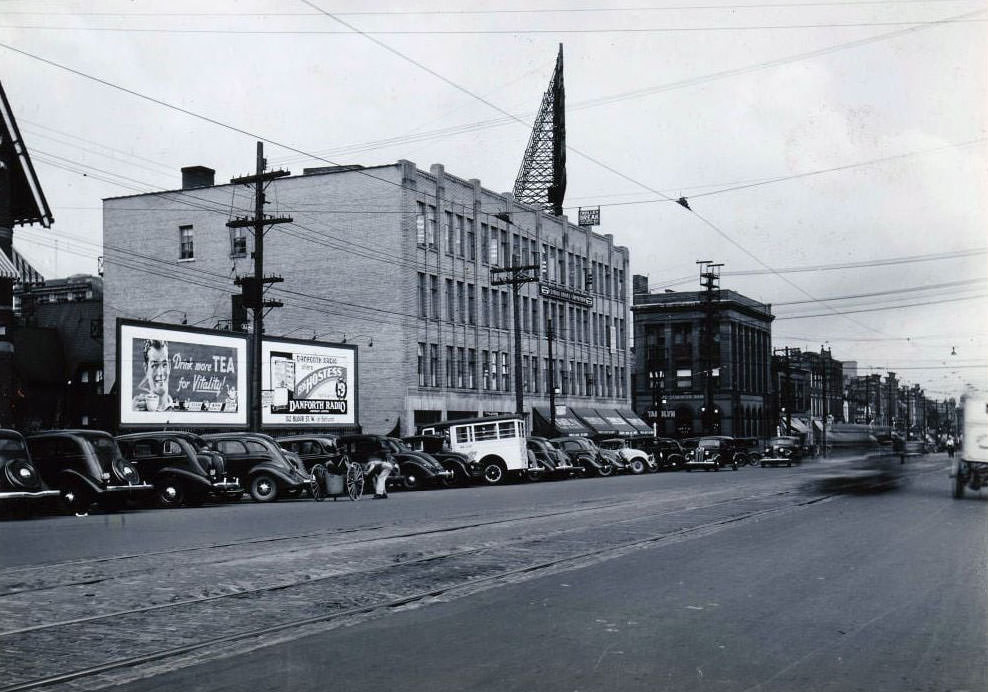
[[227, 142, 292, 431], [820, 346, 829, 457], [491, 260, 540, 415], [648, 361, 663, 436], [698, 260, 722, 434], [547, 317, 556, 427]]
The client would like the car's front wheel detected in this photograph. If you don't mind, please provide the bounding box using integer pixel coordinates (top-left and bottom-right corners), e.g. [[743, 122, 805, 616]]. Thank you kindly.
[[628, 458, 646, 475], [155, 478, 185, 508], [249, 473, 279, 502]]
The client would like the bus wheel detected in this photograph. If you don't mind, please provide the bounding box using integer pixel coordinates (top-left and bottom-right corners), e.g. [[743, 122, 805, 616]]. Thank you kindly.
[[482, 460, 506, 485]]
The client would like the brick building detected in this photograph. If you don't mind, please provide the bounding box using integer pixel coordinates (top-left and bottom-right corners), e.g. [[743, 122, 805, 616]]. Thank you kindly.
[[102, 161, 632, 435], [631, 276, 774, 437]]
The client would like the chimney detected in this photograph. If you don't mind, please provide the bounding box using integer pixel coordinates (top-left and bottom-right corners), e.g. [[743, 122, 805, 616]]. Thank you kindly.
[[633, 274, 650, 295], [181, 166, 215, 190]]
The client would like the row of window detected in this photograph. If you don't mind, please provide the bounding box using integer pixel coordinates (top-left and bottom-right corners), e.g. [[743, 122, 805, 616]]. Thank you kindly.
[[178, 225, 249, 261], [416, 343, 627, 397], [416, 273, 627, 348], [415, 204, 626, 299]]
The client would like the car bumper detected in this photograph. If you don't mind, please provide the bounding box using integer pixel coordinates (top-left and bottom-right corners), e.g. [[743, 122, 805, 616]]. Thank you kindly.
[[103, 483, 154, 494], [211, 479, 242, 493], [0, 489, 61, 500]]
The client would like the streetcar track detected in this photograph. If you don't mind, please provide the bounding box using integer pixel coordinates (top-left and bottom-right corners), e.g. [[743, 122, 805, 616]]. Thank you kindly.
[[0, 462, 943, 692], [0, 487, 802, 636], [0, 488, 848, 692]]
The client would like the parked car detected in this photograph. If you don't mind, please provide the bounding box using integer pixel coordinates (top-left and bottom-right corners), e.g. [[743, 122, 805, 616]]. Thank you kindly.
[[419, 416, 536, 485], [403, 435, 481, 486], [26, 429, 154, 512], [596, 438, 654, 474], [761, 436, 805, 467], [201, 432, 312, 502], [116, 431, 241, 507], [0, 429, 60, 512], [551, 437, 614, 477], [682, 436, 741, 471], [639, 437, 688, 470], [527, 437, 580, 479], [338, 434, 452, 490]]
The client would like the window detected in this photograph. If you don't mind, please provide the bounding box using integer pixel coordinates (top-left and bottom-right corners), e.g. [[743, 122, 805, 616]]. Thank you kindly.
[[501, 352, 510, 391], [455, 215, 464, 257], [457, 347, 465, 388], [467, 219, 476, 261], [481, 350, 490, 390], [230, 227, 247, 257], [500, 230, 508, 267], [417, 273, 427, 317], [179, 225, 194, 260], [468, 348, 476, 389], [416, 202, 427, 245], [429, 345, 439, 387], [541, 245, 549, 279], [456, 281, 465, 323], [481, 224, 490, 265], [445, 211, 454, 254], [446, 279, 454, 322], [481, 287, 489, 327], [522, 297, 529, 333], [490, 351, 499, 391], [523, 356, 530, 392], [417, 343, 425, 386], [501, 292, 509, 330], [467, 284, 476, 325], [427, 206, 437, 248], [532, 358, 539, 394], [531, 299, 539, 335], [491, 290, 499, 329], [677, 368, 692, 389], [446, 346, 455, 387], [430, 275, 439, 318]]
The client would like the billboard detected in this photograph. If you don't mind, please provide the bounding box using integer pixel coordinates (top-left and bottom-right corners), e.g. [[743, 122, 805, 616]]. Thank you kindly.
[[118, 320, 248, 428], [261, 338, 358, 428]]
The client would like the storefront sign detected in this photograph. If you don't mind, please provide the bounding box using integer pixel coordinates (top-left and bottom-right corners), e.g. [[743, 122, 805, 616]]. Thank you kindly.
[[539, 283, 594, 307]]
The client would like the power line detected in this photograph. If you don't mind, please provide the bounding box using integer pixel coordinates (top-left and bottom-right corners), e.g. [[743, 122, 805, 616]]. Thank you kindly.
[[775, 291, 988, 319], [773, 277, 987, 306]]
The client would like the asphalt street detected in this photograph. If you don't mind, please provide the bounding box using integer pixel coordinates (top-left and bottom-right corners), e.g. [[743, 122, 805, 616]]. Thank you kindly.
[[1, 455, 983, 692]]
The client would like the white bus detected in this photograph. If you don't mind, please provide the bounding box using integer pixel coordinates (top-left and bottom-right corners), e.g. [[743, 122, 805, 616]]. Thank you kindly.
[[421, 415, 536, 485]]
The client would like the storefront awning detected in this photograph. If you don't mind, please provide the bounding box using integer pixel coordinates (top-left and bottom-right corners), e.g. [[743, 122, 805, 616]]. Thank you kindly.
[[532, 406, 591, 437], [570, 407, 619, 436], [597, 409, 638, 436], [617, 409, 653, 435]]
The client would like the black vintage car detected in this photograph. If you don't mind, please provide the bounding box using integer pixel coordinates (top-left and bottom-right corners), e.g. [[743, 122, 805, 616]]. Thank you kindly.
[[527, 436, 580, 479], [627, 436, 687, 470], [116, 431, 241, 507], [403, 435, 481, 486], [0, 429, 60, 512], [682, 436, 741, 471], [201, 432, 312, 502], [550, 437, 614, 477], [27, 430, 154, 513], [761, 436, 806, 467]]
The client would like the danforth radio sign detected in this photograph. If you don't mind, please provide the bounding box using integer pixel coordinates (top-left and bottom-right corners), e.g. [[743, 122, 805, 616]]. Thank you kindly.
[[261, 338, 358, 428]]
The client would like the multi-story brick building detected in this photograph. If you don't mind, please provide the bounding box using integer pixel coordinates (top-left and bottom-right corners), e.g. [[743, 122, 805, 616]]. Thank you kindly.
[[630, 276, 773, 437], [102, 161, 632, 435]]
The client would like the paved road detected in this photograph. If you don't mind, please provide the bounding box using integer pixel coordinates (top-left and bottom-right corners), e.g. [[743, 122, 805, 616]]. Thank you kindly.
[[1, 454, 983, 691]]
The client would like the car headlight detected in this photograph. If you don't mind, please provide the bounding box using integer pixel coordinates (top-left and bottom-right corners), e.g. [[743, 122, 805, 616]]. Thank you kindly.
[[102, 472, 111, 481], [18, 467, 30, 479]]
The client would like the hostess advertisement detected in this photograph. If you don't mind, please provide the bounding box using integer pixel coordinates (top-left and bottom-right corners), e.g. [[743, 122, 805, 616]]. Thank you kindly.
[[118, 321, 248, 428], [261, 338, 358, 427]]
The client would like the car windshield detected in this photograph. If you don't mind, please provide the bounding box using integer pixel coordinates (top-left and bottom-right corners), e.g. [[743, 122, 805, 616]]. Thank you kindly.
[[88, 436, 122, 467], [698, 439, 720, 449], [0, 437, 28, 463], [771, 437, 797, 445]]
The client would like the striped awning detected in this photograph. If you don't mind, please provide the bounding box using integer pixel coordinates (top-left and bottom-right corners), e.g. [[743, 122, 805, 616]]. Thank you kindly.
[[0, 249, 18, 281], [11, 248, 44, 284]]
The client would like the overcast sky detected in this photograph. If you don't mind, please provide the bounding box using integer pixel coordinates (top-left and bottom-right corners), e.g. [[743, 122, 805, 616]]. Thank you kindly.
[[2, 0, 985, 398]]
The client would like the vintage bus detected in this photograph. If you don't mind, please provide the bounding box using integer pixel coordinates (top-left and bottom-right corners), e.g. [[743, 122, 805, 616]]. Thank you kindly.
[[420, 415, 536, 485], [953, 392, 988, 498]]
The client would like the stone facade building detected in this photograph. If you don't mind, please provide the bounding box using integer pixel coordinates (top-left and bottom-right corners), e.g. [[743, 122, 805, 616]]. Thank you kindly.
[[631, 276, 773, 437], [102, 161, 632, 435]]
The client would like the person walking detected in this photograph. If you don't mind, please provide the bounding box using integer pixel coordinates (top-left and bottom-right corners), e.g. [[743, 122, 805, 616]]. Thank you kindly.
[[946, 436, 956, 458]]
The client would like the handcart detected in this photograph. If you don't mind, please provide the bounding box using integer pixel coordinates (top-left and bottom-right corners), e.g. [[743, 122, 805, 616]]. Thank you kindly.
[[311, 458, 365, 501]]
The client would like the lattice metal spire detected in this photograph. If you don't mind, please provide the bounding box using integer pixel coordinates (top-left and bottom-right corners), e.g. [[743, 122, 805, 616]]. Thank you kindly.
[[513, 44, 566, 217]]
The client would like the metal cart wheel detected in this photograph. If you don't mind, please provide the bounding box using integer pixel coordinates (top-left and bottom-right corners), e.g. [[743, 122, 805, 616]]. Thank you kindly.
[[345, 461, 365, 500]]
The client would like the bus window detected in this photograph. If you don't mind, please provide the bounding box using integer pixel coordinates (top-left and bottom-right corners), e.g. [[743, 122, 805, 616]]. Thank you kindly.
[[475, 424, 497, 441], [454, 427, 472, 444], [498, 422, 517, 439]]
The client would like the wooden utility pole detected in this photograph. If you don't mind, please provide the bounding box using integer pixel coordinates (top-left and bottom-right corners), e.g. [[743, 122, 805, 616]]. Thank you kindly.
[[491, 261, 540, 415], [698, 261, 722, 434], [227, 142, 291, 431], [547, 317, 556, 427]]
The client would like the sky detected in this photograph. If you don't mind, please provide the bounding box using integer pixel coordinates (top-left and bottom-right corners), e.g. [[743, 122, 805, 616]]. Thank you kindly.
[[1, 0, 985, 399]]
